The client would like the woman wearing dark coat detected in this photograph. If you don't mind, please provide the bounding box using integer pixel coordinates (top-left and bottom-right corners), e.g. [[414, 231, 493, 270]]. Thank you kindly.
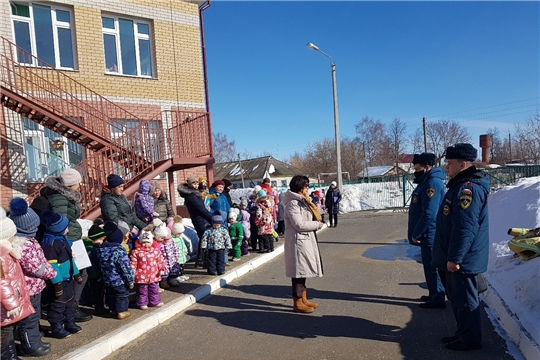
[[178, 177, 213, 267], [325, 181, 342, 228], [100, 174, 147, 231], [42, 168, 93, 322], [151, 182, 175, 222]]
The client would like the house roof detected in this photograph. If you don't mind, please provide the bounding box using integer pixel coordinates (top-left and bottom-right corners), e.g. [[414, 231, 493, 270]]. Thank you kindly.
[[213, 156, 306, 183], [357, 166, 394, 177], [398, 154, 415, 163]]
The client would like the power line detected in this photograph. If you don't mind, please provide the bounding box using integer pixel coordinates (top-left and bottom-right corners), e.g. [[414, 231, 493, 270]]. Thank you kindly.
[[428, 97, 539, 118]]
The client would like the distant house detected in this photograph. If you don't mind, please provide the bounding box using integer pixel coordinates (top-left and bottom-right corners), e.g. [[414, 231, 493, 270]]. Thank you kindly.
[[213, 156, 310, 189], [398, 154, 416, 174], [357, 165, 410, 179]]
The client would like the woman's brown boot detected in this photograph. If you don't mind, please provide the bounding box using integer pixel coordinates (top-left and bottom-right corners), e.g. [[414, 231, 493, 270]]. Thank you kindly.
[[302, 289, 318, 308], [293, 297, 314, 313]]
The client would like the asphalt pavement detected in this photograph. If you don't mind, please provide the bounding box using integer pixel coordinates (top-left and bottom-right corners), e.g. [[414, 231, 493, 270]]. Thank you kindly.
[[104, 211, 514, 360]]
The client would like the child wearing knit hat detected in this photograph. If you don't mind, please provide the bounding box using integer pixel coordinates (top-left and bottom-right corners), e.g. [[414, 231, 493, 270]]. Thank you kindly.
[[167, 216, 190, 282], [228, 209, 243, 262], [200, 215, 232, 276], [40, 210, 83, 338], [92, 222, 135, 320], [0, 207, 36, 359], [85, 224, 107, 315], [8, 199, 56, 356], [152, 219, 181, 288], [130, 229, 166, 309]]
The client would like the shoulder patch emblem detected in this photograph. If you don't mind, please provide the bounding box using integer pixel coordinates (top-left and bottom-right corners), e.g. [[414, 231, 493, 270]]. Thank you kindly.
[[412, 195, 418, 204], [427, 188, 435, 198], [443, 204, 450, 216], [460, 195, 472, 210]]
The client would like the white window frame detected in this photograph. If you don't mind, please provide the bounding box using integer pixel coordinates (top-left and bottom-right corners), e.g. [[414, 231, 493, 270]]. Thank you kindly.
[[10, 1, 77, 70], [101, 15, 153, 78]]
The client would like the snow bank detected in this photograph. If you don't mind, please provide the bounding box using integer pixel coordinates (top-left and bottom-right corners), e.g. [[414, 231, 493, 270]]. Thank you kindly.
[[483, 176, 540, 359]]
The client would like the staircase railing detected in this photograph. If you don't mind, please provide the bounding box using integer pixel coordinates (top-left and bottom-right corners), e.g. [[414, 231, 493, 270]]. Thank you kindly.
[[0, 36, 145, 153]]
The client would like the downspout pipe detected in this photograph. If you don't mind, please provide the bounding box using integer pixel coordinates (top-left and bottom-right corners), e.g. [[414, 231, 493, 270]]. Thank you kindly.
[[199, 0, 214, 157]]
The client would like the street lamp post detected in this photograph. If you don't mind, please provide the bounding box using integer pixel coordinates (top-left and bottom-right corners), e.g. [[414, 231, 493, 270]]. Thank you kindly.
[[307, 42, 343, 191]]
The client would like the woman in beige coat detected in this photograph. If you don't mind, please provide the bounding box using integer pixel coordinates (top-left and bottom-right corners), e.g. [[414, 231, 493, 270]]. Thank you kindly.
[[283, 175, 324, 313]]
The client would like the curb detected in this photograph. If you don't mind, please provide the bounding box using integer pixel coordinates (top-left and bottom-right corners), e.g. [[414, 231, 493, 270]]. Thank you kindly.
[[481, 280, 540, 360], [58, 244, 286, 360]]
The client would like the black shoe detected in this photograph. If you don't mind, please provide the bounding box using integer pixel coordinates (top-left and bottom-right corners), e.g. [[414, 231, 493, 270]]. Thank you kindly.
[[41, 342, 51, 349], [74, 308, 93, 322], [65, 322, 82, 334], [445, 340, 482, 351], [21, 345, 51, 357], [441, 335, 458, 344], [420, 295, 430, 302], [208, 271, 218, 275], [419, 301, 446, 309]]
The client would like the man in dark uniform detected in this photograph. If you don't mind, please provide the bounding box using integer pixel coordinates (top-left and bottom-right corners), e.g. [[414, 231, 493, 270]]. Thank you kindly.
[[432, 143, 489, 351], [407, 153, 446, 308]]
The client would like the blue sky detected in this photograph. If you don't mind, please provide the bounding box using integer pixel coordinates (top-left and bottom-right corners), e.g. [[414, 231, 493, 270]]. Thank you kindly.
[[204, 1, 539, 160]]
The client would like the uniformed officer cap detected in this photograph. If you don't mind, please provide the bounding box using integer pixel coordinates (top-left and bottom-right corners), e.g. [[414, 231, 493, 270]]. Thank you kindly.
[[419, 153, 436, 166], [412, 154, 421, 165], [445, 143, 477, 161]]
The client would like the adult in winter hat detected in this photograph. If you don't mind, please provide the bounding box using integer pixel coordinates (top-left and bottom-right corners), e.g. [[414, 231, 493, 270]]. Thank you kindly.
[[87, 225, 106, 241], [107, 174, 125, 189], [60, 168, 82, 187], [103, 222, 123, 244], [222, 179, 232, 188], [330, 181, 337, 187], [412, 154, 421, 165], [418, 153, 436, 166], [186, 176, 199, 185], [445, 143, 477, 162], [0, 207, 17, 240], [9, 198, 40, 237], [40, 210, 69, 235], [211, 180, 225, 188], [212, 214, 223, 224], [140, 230, 154, 245], [257, 189, 267, 198]]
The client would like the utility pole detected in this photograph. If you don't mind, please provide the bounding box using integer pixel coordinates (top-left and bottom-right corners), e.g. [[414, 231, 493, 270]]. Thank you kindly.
[[508, 133, 512, 162], [238, 153, 245, 188], [423, 117, 428, 152]]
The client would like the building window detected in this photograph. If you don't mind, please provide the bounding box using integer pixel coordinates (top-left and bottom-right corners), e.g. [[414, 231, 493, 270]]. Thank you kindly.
[[281, 180, 287, 187], [102, 15, 153, 77], [10, 2, 76, 69]]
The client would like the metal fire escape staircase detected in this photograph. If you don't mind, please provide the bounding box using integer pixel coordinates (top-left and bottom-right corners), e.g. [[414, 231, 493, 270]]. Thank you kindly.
[[1, 37, 213, 218]]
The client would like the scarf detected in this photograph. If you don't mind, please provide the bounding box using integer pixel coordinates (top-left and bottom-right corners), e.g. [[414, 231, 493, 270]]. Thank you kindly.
[[302, 193, 322, 222]]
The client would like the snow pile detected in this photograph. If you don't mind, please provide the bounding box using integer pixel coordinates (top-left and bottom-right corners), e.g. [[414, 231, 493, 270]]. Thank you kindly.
[[483, 176, 540, 358], [230, 181, 405, 211]]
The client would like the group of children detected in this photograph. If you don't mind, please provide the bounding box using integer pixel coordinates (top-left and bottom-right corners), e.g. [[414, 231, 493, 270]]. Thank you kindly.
[[201, 184, 281, 274], [84, 215, 191, 319]]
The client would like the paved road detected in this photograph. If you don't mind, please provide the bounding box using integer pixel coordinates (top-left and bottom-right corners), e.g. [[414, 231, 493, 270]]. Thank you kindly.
[[108, 211, 513, 360]]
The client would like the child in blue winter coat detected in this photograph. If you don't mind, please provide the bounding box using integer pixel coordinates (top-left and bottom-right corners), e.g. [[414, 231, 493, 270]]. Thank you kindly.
[[92, 222, 135, 320], [200, 215, 232, 276], [40, 210, 83, 339], [134, 180, 159, 225]]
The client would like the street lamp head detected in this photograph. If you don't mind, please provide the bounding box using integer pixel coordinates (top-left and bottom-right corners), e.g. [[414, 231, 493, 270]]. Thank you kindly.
[[306, 42, 319, 51]]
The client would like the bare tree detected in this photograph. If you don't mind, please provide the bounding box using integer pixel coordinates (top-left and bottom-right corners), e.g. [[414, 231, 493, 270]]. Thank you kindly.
[[514, 115, 540, 163], [386, 117, 407, 174], [355, 117, 391, 166], [410, 127, 425, 154], [212, 132, 237, 163], [426, 119, 472, 165]]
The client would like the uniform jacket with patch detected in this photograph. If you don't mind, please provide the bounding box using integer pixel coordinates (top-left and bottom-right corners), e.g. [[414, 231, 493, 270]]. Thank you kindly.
[[407, 167, 446, 247], [42, 176, 82, 241], [432, 167, 490, 274], [94, 242, 134, 288]]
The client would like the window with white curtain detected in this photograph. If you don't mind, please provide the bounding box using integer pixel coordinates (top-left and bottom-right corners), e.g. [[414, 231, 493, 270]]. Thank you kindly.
[[102, 15, 153, 77], [10, 2, 76, 69]]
